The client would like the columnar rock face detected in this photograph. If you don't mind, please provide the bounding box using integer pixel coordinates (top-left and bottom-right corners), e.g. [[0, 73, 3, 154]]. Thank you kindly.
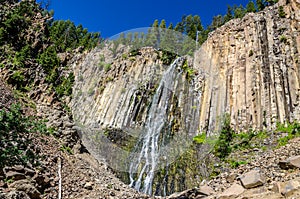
[[70, 0, 300, 195], [194, 0, 300, 133]]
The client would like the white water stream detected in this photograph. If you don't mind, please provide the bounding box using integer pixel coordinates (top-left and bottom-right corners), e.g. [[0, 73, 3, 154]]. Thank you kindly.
[[128, 58, 183, 195]]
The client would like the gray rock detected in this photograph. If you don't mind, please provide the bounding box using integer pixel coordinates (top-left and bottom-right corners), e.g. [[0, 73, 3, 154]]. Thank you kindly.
[[33, 174, 50, 188], [219, 183, 245, 199], [11, 166, 24, 173], [16, 183, 41, 199], [6, 191, 30, 199], [0, 193, 6, 199], [278, 180, 300, 197], [5, 171, 26, 181], [168, 188, 206, 199], [84, 182, 93, 190], [199, 185, 215, 196], [279, 155, 300, 169], [24, 168, 35, 177], [8, 179, 41, 199], [240, 169, 265, 189]]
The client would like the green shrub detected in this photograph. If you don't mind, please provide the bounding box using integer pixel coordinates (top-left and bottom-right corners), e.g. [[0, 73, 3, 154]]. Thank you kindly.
[[37, 46, 60, 72], [0, 104, 52, 168], [193, 133, 206, 144], [104, 63, 111, 72], [55, 72, 75, 97], [279, 35, 288, 43], [13, 45, 32, 68], [160, 50, 176, 65], [228, 159, 247, 168], [278, 6, 286, 18], [213, 113, 234, 159], [87, 87, 95, 96], [11, 70, 25, 85], [249, 50, 254, 57], [277, 122, 300, 146], [60, 145, 74, 154]]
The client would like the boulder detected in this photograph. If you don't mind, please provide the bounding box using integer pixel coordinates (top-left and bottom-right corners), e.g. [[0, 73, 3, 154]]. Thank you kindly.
[[5, 171, 26, 181], [84, 182, 93, 190], [199, 185, 215, 196], [279, 155, 300, 169], [24, 168, 35, 177], [16, 183, 41, 199], [168, 188, 207, 199], [6, 191, 30, 199], [33, 174, 50, 188], [219, 183, 245, 199], [240, 169, 265, 189], [278, 180, 300, 197], [9, 179, 40, 199]]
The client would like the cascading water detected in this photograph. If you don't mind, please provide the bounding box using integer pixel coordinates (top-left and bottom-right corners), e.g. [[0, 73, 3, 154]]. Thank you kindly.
[[128, 57, 184, 195]]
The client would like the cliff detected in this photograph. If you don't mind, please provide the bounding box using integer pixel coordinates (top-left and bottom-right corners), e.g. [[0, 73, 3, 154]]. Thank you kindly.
[[68, 0, 300, 196], [195, 0, 300, 133]]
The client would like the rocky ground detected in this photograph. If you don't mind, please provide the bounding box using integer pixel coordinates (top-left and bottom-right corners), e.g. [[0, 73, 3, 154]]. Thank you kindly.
[[0, 78, 151, 199], [172, 138, 300, 199], [1, 76, 300, 199]]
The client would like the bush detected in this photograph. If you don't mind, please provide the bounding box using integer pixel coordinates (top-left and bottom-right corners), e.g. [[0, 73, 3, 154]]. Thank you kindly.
[[55, 72, 75, 97], [37, 46, 60, 72], [213, 114, 234, 159], [0, 104, 50, 168], [278, 6, 286, 18], [104, 63, 111, 72], [279, 35, 288, 43], [193, 133, 206, 144], [277, 122, 300, 146]]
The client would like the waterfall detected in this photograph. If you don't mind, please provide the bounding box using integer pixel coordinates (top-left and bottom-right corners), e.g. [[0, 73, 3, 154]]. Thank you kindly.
[[128, 57, 184, 196]]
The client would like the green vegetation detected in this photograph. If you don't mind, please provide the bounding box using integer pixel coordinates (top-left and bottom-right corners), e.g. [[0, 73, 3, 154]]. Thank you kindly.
[[278, 6, 286, 18], [60, 145, 74, 154], [148, 0, 280, 47], [159, 50, 177, 65], [193, 133, 206, 144], [193, 112, 300, 171], [280, 35, 288, 43], [249, 49, 254, 57], [213, 114, 234, 159], [0, 0, 101, 103], [228, 159, 247, 168], [104, 63, 112, 72], [182, 60, 195, 81], [276, 122, 300, 146], [0, 103, 51, 168]]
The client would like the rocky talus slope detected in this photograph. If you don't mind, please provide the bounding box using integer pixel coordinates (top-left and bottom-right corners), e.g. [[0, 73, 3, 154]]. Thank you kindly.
[[0, 0, 300, 199], [0, 78, 151, 199]]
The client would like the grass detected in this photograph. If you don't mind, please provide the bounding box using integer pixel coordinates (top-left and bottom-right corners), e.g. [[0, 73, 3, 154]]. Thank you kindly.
[[276, 122, 300, 147], [60, 145, 74, 154]]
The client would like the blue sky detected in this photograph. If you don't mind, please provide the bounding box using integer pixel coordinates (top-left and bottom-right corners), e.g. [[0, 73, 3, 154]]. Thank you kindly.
[[48, 0, 249, 38]]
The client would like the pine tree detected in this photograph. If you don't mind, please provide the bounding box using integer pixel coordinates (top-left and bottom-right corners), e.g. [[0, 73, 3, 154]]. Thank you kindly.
[[266, 0, 278, 6], [126, 32, 133, 45], [152, 19, 159, 28], [174, 15, 186, 33], [193, 15, 203, 32], [159, 19, 166, 29], [209, 15, 224, 31], [246, 1, 256, 13], [233, 5, 246, 18], [224, 5, 233, 23], [256, 0, 265, 11]]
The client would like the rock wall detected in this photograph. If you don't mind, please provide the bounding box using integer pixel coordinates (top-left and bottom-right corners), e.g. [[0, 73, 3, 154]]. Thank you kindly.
[[194, 0, 300, 133], [70, 0, 300, 195]]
